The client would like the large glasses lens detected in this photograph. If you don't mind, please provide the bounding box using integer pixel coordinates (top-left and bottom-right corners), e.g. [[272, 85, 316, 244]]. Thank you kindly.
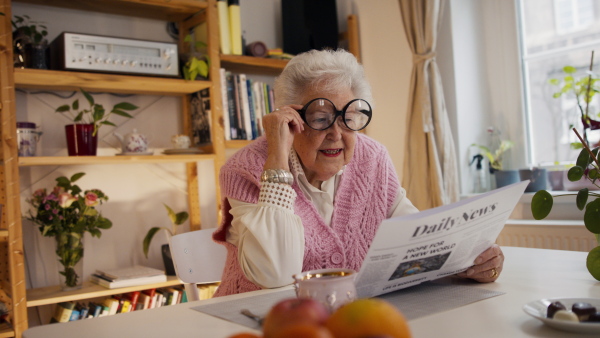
[[344, 99, 371, 131], [303, 99, 336, 130]]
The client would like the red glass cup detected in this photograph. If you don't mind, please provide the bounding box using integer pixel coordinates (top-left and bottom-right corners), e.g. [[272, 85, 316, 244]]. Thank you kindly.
[[65, 124, 97, 156]]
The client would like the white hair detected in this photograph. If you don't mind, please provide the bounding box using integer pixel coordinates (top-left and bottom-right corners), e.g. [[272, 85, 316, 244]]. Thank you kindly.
[[274, 49, 373, 107]]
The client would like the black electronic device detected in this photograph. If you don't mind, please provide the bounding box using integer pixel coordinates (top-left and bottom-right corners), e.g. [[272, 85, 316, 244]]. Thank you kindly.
[[281, 0, 339, 55]]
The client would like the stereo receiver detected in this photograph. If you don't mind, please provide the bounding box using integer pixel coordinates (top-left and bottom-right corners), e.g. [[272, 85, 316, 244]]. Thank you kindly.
[[50, 32, 179, 77]]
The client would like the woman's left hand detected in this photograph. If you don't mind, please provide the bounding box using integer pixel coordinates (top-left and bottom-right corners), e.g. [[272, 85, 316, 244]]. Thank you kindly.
[[456, 244, 504, 282]]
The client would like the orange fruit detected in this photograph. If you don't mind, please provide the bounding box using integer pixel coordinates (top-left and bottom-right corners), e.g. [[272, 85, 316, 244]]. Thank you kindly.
[[325, 298, 411, 338], [271, 323, 334, 338], [227, 333, 262, 338]]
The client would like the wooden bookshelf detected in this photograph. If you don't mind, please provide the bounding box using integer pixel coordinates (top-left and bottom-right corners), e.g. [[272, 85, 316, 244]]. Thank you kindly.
[[13, 0, 207, 21], [220, 55, 288, 75], [18, 154, 217, 166], [0, 230, 8, 241], [26, 276, 183, 307], [14, 69, 211, 96]]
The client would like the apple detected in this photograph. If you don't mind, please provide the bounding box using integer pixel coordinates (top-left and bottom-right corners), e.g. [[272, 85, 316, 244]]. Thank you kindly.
[[262, 297, 330, 338]]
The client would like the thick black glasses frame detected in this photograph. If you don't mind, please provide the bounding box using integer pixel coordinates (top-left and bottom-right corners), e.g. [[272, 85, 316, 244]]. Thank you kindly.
[[297, 98, 373, 131]]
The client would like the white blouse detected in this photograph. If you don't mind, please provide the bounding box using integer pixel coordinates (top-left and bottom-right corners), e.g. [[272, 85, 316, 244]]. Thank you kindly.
[[226, 151, 419, 288]]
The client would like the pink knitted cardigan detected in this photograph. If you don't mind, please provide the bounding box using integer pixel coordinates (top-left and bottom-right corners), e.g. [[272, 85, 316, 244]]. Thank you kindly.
[[212, 134, 400, 297]]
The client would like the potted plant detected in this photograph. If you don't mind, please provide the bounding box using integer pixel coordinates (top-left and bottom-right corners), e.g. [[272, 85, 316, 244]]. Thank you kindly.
[[11, 14, 48, 69], [25, 172, 112, 290], [471, 128, 516, 188], [531, 52, 600, 281], [55, 88, 138, 156], [143, 204, 189, 275], [181, 33, 209, 81]]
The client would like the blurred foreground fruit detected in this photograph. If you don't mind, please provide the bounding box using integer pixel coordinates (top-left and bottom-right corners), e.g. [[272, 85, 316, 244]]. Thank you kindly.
[[325, 298, 411, 338], [271, 323, 334, 338], [263, 298, 330, 338], [227, 333, 262, 338]]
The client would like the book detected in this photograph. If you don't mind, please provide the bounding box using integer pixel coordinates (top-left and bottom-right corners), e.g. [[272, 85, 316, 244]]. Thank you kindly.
[[91, 272, 167, 289], [142, 288, 157, 309], [103, 298, 120, 316], [138, 292, 151, 310], [220, 68, 231, 140], [228, 0, 242, 55], [88, 302, 102, 318], [217, 0, 231, 54], [246, 78, 258, 139], [95, 265, 166, 281], [69, 309, 80, 321], [238, 73, 252, 140], [191, 88, 212, 146], [76, 302, 89, 320], [225, 71, 239, 139], [126, 291, 140, 312], [50, 301, 75, 323], [232, 74, 246, 140]]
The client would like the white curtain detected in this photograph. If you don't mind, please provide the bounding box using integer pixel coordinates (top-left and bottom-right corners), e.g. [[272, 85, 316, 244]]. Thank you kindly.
[[399, 0, 459, 210]]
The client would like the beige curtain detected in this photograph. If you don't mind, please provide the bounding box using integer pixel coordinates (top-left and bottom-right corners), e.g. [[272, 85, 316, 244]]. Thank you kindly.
[[399, 0, 459, 210]]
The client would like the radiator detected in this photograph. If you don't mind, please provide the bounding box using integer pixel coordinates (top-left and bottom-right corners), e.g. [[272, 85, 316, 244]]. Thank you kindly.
[[496, 220, 598, 252]]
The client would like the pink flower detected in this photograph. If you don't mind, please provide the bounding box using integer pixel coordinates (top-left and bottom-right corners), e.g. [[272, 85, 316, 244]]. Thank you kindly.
[[85, 192, 99, 206], [58, 193, 77, 208]]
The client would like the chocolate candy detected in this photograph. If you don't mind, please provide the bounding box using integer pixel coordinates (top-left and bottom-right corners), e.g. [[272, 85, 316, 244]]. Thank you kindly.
[[572, 302, 596, 321], [587, 312, 600, 322], [553, 310, 579, 322], [547, 301, 566, 318]]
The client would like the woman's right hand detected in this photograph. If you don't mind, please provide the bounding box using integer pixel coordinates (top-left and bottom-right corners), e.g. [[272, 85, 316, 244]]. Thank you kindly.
[[262, 105, 304, 170]]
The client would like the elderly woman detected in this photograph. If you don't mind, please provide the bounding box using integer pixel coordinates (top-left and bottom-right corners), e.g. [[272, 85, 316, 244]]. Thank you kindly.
[[212, 49, 504, 297]]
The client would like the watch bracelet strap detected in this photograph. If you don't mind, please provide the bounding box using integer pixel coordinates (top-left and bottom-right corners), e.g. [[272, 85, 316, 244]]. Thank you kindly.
[[261, 169, 294, 185]]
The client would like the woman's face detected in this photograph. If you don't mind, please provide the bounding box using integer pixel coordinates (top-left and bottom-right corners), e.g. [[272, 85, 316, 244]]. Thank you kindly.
[[293, 87, 357, 188]]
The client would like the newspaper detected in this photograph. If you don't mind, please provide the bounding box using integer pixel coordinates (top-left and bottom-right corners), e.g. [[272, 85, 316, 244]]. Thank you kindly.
[[355, 180, 529, 298]]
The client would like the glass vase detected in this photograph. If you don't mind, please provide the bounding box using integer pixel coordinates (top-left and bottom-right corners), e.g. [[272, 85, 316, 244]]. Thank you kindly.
[[55, 232, 84, 291], [65, 124, 98, 156]]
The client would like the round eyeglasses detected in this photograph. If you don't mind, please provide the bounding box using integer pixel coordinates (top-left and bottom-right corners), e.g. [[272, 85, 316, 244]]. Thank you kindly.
[[298, 98, 372, 131]]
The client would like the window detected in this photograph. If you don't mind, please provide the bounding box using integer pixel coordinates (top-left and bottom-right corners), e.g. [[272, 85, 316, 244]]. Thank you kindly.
[[518, 0, 600, 165]]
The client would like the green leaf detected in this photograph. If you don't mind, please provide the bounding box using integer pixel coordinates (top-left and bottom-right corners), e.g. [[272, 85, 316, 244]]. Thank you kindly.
[[143, 227, 170, 258], [70, 172, 85, 182], [111, 109, 134, 118], [576, 148, 591, 168], [577, 188, 589, 210], [564, 65, 576, 73], [548, 78, 560, 85], [81, 88, 94, 106], [584, 199, 600, 234], [74, 112, 84, 122], [113, 102, 138, 111], [590, 169, 599, 180], [174, 211, 189, 225], [72, 99, 79, 111], [568, 166, 585, 182], [531, 190, 553, 220], [164, 204, 177, 224], [56, 104, 70, 113], [101, 121, 117, 127], [56, 176, 70, 187]]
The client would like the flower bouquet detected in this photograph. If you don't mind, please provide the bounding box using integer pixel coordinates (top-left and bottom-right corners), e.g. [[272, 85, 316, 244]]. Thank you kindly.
[[26, 172, 112, 289]]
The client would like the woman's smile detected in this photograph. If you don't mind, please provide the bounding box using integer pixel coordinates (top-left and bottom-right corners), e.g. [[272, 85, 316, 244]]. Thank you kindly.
[[320, 148, 343, 157]]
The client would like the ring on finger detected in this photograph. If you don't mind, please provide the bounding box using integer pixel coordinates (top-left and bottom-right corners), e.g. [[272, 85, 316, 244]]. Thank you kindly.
[[274, 108, 281, 111], [490, 267, 498, 279]]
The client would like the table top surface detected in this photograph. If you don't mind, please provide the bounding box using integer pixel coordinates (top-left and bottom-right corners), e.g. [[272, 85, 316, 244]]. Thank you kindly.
[[23, 246, 600, 338]]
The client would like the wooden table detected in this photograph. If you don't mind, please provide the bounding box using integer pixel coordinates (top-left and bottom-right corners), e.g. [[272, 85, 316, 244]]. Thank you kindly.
[[23, 247, 600, 337]]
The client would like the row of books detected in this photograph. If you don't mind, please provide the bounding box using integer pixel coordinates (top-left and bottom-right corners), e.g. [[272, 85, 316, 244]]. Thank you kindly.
[[220, 68, 275, 141], [49, 284, 219, 323]]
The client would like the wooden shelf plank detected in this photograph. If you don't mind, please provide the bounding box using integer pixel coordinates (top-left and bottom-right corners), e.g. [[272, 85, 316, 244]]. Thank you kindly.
[[18, 153, 217, 166], [26, 276, 182, 307], [13, 0, 207, 21], [0, 323, 14, 338], [220, 55, 288, 74], [14, 69, 211, 96], [0, 229, 8, 240]]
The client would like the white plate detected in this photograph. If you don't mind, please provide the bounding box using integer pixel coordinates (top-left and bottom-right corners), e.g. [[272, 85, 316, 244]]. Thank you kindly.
[[523, 298, 600, 334], [162, 148, 204, 155], [116, 152, 153, 156]]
